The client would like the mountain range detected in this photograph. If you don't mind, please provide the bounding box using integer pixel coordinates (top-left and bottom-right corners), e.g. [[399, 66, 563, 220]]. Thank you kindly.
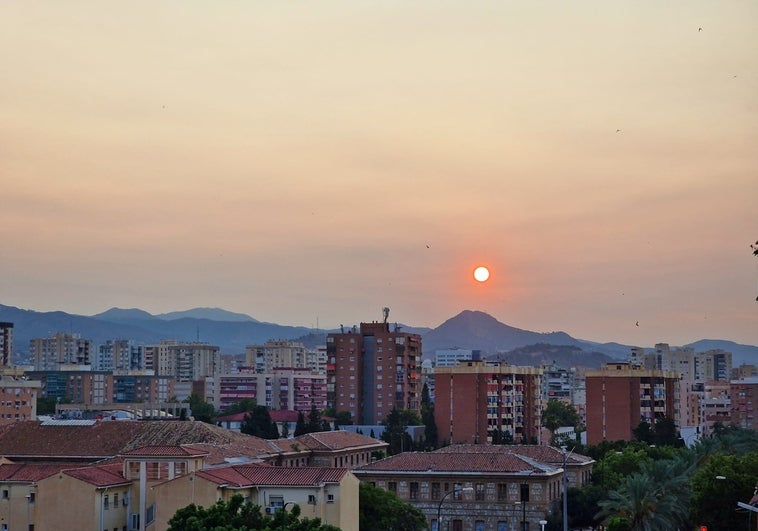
[[1, 304, 756, 368]]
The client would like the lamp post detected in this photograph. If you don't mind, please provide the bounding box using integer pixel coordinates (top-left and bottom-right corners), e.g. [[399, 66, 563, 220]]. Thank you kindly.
[[436, 486, 473, 531], [561, 446, 575, 531], [512, 501, 521, 531], [539, 519, 548, 531], [717, 476, 757, 531], [278, 501, 297, 531]]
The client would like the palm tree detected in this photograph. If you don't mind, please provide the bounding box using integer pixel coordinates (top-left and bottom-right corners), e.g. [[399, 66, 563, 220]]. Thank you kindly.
[[597, 453, 695, 531]]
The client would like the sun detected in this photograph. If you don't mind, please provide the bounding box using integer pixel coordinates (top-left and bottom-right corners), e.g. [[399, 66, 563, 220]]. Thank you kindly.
[[473, 266, 490, 282]]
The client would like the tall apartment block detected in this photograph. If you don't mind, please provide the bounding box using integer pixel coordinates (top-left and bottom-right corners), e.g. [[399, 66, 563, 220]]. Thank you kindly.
[[0, 375, 40, 420], [209, 368, 327, 412], [29, 333, 93, 370], [143, 341, 219, 400], [434, 360, 543, 445], [585, 362, 679, 445], [730, 378, 758, 431], [0, 322, 12, 367], [95, 339, 142, 371], [245, 340, 324, 373], [326, 322, 422, 425]]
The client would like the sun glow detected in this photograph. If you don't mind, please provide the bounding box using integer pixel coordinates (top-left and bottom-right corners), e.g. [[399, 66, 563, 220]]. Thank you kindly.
[[473, 266, 490, 282]]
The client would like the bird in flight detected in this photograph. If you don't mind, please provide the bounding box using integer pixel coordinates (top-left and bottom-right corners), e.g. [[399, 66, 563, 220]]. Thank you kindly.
[[698, 27, 703, 32], [636, 321, 639, 327]]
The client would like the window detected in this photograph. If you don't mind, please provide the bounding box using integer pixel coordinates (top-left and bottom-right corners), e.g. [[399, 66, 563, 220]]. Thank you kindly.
[[269, 496, 284, 509], [113, 493, 119, 507], [307, 494, 317, 505], [2, 489, 8, 499], [104, 494, 109, 509], [388, 481, 397, 494], [475, 522, 485, 531], [327, 494, 335, 503], [146, 504, 155, 525], [431, 482, 441, 500], [453, 483, 463, 500], [475, 483, 485, 501], [497, 483, 508, 501], [409, 482, 419, 500]]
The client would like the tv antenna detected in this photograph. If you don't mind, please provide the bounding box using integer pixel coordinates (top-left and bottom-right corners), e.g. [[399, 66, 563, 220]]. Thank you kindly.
[[382, 307, 390, 324]]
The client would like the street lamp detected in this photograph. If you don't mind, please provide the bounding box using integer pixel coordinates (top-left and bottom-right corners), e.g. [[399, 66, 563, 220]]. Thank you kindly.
[[436, 486, 473, 531], [277, 501, 297, 531], [716, 476, 756, 531], [561, 446, 575, 531], [539, 519, 548, 531]]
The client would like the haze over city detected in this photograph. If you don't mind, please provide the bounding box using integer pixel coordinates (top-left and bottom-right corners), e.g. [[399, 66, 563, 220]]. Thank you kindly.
[[2, 2, 756, 348]]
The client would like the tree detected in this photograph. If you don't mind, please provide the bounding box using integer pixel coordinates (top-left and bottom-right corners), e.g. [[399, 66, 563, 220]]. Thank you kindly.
[[542, 399, 580, 432], [186, 393, 215, 424], [36, 396, 58, 416], [381, 408, 414, 455], [652, 417, 679, 446], [241, 406, 279, 439], [632, 420, 653, 444], [420, 382, 438, 449], [280, 421, 290, 439], [295, 411, 308, 437], [307, 404, 324, 433], [167, 493, 340, 531], [359, 482, 427, 531], [224, 398, 257, 415]]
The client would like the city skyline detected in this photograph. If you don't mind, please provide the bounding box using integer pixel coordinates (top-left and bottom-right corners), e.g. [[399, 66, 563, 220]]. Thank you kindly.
[[2, 2, 757, 347]]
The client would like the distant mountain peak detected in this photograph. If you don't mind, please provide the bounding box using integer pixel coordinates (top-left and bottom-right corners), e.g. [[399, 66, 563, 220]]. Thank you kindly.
[[156, 307, 258, 323], [92, 307, 155, 321]]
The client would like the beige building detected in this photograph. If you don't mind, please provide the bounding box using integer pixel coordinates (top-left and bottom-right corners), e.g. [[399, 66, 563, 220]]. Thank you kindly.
[[0, 376, 40, 421], [153, 461, 359, 531], [29, 333, 93, 371], [0, 420, 379, 530], [245, 340, 323, 373]]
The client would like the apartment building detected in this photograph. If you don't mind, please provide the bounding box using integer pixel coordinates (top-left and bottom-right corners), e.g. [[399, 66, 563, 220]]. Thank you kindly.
[[95, 339, 143, 371], [245, 339, 324, 373], [327, 321, 422, 425], [210, 368, 327, 412], [0, 375, 40, 421], [434, 360, 543, 445], [143, 341, 219, 400], [0, 322, 12, 367], [29, 333, 93, 370], [585, 362, 679, 444], [25, 369, 173, 406], [730, 378, 758, 431]]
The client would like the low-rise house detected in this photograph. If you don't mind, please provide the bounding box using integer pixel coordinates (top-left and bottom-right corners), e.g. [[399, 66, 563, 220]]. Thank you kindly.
[[152, 463, 359, 530]]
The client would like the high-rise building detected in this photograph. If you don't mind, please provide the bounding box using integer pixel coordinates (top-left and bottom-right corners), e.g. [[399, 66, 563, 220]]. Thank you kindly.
[[0, 322, 12, 367], [730, 378, 758, 431], [210, 367, 327, 412], [434, 360, 543, 445], [95, 339, 142, 371], [245, 340, 315, 373], [29, 333, 93, 370], [327, 322, 422, 425], [585, 362, 679, 444]]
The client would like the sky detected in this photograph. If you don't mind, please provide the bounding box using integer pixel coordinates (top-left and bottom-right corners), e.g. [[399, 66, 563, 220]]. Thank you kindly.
[[1, 2, 757, 348]]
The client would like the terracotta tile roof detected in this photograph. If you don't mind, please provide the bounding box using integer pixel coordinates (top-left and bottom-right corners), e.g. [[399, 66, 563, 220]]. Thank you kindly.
[[63, 463, 131, 487], [354, 451, 553, 475], [196, 465, 349, 487], [433, 444, 594, 465], [269, 410, 301, 423], [0, 463, 68, 482], [121, 445, 211, 457], [284, 431, 387, 452], [0, 420, 280, 464]]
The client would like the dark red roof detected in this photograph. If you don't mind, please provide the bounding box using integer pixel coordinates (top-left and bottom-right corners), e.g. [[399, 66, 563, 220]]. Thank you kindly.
[[0, 463, 68, 482], [434, 444, 594, 465], [121, 444, 210, 457], [283, 431, 387, 452], [196, 465, 349, 487], [355, 451, 552, 474], [63, 463, 130, 487]]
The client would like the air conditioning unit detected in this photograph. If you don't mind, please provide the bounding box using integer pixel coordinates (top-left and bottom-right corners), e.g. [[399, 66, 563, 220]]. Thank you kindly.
[[265, 507, 275, 515]]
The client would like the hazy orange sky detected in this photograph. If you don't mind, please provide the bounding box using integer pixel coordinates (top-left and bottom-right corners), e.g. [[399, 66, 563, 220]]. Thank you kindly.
[[2, 2, 756, 347]]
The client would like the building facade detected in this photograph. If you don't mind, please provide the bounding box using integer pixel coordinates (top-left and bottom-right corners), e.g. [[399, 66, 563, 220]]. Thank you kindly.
[[0, 322, 12, 367], [29, 333, 93, 371], [327, 322, 422, 425], [434, 361, 543, 445], [585, 363, 679, 445]]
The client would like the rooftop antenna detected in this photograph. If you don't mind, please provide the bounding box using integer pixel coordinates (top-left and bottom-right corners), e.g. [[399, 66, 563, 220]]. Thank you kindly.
[[196, 325, 200, 342], [382, 307, 390, 324]]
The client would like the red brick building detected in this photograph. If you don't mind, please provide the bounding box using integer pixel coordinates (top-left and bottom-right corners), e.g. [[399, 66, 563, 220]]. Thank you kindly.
[[434, 361, 543, 445], [585, 362, 679, 444], [327, 322, 422, 425], [730, 378, 758, 431]]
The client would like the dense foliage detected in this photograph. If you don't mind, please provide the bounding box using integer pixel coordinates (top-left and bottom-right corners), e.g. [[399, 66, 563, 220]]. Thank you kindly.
[[168, 494, 340, 531], [358, 482, 428, 531], [569, 427, 758, 531], [240, 405, 280, 439]]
